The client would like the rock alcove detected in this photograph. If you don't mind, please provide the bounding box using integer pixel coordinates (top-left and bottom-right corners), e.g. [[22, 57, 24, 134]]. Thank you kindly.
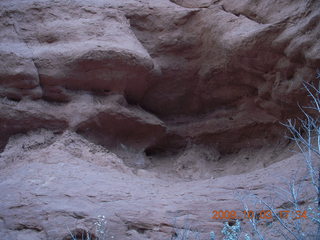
[[0, 0, 319, 239]]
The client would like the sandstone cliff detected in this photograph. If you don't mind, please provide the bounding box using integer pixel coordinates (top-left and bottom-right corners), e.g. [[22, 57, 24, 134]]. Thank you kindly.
[[0, 0, 319, 239]]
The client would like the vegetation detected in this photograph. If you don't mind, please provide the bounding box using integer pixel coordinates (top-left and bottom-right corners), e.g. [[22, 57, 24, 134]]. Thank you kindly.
[[68, 74, 320, 239], [232, 75, 320, 239]]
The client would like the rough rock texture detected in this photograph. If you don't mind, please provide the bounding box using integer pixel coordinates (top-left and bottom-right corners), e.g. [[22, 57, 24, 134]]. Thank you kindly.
[[76, 96, 166, 151], [0, 0, 319, 239], [0, 130, 317, 240], [0, 0, 319, 154], [0, 99, 67, 152]]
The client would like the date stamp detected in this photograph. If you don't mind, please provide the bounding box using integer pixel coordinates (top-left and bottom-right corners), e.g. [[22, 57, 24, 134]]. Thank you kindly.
[[211, 210, 308, 220]]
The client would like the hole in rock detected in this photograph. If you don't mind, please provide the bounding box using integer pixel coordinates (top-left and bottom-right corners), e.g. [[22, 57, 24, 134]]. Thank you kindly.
[[228, 220, 236, 226]]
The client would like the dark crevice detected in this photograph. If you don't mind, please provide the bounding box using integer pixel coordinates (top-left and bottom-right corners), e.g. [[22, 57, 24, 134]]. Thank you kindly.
[[127, 223, 151, 234], [221, 4, 238, 17], [1, 96, 21, 102], [227, 220, 237, 226], [144, 133, 187, 157], [169, 0, 219, 9], [220, 4, 267, 24], [9, 204, 28, 209], [14, 223, 43, 232]]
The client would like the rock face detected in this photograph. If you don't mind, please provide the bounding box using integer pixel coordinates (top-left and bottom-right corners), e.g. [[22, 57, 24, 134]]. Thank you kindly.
[[0, 0, 319, 239], [0, 130, 317, 240], [0, 0, 319, 154]]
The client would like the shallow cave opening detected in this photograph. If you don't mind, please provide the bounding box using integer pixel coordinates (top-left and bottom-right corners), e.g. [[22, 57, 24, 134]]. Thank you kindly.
[[144, 134, 188, 158], [144, 146, 162, 157], [10, 97, 21, 102], [144, 145, 186, 158]]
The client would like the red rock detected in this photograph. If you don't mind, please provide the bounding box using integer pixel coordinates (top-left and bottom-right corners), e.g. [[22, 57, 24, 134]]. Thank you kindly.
[[0, 0, 319, 239]]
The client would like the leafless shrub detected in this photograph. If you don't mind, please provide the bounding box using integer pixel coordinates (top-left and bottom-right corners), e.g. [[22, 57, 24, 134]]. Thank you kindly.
[[235, 75, 320, 240]]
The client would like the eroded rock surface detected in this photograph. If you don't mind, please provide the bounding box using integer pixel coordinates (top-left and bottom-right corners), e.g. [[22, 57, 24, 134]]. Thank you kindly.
[[0, 0, 319, 239], [1, 0, 319, 154], [0, 131, 317, 239]]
